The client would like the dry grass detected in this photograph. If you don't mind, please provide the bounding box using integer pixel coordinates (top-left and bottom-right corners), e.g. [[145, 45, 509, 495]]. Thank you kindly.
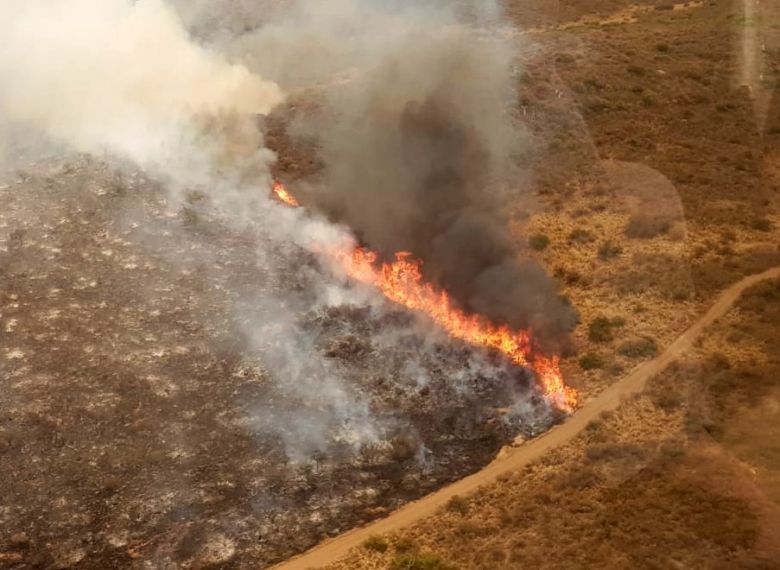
[[327, 279, 780, 570], [501, 0, 780, 399]]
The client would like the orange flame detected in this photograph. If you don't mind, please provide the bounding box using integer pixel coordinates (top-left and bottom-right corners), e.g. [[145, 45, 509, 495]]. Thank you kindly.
[[273, 181, 577, 412], [273, 180, 300, 207], [330, 248, 577, 412]]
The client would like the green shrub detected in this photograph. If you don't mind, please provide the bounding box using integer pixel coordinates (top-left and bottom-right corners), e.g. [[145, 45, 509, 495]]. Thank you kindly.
[[363, 535, 389, 553], [528, 233, 551, 251], [579, 352, 605, 370]]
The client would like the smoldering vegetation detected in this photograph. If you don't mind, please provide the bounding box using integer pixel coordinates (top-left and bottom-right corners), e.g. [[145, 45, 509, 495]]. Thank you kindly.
[[234, 0, 578, 350], [0, 0, 571, 566], [0, 160, 554, 566]]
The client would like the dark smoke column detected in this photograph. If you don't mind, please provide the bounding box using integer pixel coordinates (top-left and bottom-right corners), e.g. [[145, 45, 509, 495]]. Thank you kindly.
[[305, 25, 577, 351]]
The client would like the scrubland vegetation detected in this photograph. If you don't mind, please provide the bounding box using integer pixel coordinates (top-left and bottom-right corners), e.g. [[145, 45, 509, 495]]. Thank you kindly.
[[330, 279, 780, 569]]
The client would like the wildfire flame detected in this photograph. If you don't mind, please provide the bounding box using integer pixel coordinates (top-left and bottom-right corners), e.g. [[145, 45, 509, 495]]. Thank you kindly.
[[273, 180, 300, 207], [272, 181, 577, 412]]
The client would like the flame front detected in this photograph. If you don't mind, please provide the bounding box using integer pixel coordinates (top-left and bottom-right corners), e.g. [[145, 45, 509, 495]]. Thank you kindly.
[[273, 180, 300, 207], [273, 181, 577, 413], [330, 248, 577, 412]]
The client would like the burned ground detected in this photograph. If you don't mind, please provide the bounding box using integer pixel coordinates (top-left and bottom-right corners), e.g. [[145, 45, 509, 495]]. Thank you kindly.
[[0, 159, 555, 568]]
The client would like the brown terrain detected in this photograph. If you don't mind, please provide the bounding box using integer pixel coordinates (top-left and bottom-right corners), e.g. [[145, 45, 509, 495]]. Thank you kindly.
[[320, 274, 780, 569], [276, 267, 780, 570], [2, 0, 780, 569], [279, 0, 780, 568]]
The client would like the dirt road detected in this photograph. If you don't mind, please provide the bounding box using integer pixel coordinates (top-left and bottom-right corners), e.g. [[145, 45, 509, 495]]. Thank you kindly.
[[273, 266, 780, 570]]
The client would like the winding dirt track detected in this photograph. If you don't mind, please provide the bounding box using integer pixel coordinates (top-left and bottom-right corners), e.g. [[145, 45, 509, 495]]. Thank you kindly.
[[274, 266, 780, 570]]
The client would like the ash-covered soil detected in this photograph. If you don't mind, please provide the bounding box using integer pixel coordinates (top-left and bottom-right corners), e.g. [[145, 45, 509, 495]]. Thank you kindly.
[[0, 158, 556, 568]]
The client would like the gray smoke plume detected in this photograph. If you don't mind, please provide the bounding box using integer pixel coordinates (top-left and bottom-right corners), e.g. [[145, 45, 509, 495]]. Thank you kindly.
[[0, 0, 566, 462], [318, 33, 578, 347], [236, 1, 577, 349]]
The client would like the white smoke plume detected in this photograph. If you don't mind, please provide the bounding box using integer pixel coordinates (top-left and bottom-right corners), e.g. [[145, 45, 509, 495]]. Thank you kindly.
[[0, 0, 555, 461], [0, 0, 282, 187]]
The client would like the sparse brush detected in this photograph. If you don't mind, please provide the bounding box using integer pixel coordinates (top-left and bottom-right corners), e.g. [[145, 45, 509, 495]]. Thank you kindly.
[[390, 552, 457, 570], [568, 228, 595, 244], [528, 233, 550, 251], [749, 217, 773, 232], [579, 352, 605, 370], [445, 495, 469, 516], [394, 537, 417, 554], [625, 213, 673, 239], [587, 316, 624, 343], [597, 241, 623, 261], [363, 535, 389, 553], [617, 336, 658, 359]]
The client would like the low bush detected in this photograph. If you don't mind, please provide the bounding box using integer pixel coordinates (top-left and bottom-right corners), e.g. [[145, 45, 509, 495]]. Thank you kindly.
[[588, 316, 625, 343], [597, 240, 623, 261], [585, 442, 645, 463], [363, 535, 389, 553], [395, 538, 417, 554], [568, 228, 595, 243], [739, 279, 780, 312], [579, 352, 606, 370], [625, 213, 673, 239], [749, 217, 773, 232], [617, 336, 658, 359], [529, 233, 551, 251], [446, 495, 469, 516]]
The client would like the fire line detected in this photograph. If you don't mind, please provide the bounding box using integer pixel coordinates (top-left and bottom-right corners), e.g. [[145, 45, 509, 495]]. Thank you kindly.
[[272, 181, 578, 412]]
